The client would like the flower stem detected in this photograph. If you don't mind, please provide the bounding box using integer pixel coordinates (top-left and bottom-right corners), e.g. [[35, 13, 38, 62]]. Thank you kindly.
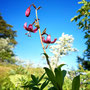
[[35, 9, 52, 70]]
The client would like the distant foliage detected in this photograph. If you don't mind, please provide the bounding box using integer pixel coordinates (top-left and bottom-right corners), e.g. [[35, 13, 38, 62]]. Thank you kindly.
[[71, 0, 90, 30], [71, 0, 90, 70], [68, 65, 90, 90], [0, 38, 14, 62], [0, 14, 17, 63], [78, 64, 90, 90]]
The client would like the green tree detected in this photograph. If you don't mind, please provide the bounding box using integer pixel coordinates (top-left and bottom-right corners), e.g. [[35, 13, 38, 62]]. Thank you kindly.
[[71, 0, 90, 70], [0, 14, 17, 63]]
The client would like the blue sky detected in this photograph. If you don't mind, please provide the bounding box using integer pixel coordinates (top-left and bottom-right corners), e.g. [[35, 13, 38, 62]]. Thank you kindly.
[[0, 0, 87, 69]]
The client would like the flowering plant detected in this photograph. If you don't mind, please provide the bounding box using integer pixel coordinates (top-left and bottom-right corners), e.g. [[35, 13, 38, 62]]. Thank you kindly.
[[49, 33, 77, 69], [23, 4, 57, 69], [22, 3, 80, 90]]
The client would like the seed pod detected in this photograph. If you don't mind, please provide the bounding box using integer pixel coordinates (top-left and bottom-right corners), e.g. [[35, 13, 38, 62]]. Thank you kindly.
[[37, 6, 41, 10], [32, 4, 36, 9]]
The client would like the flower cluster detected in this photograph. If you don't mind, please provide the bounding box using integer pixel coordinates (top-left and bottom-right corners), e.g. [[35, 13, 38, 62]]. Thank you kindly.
[[24, 22, 38, 37], [24, 4, 57, 48], [49, 33, 78, 68], [24, 5, 39, 37]]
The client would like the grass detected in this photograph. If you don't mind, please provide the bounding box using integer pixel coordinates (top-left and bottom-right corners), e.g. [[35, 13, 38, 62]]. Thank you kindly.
[[0, 62, 45, 89]]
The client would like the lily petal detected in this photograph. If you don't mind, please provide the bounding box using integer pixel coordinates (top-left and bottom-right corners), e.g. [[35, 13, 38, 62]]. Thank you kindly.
[[50, 38, 57, 43], [28, 24, 33, 31], [24, 22, 27, 29], [46, 35, 51, 42], [33, 27, 38, 33]]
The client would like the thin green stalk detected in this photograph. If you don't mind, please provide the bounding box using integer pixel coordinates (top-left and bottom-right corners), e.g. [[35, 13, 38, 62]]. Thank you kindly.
[[35, 9, 52, 70]]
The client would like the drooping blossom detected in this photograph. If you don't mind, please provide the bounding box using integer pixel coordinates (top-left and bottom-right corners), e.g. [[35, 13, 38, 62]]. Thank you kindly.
[[42, 35, 57, 44], [25, 6, 31, 17], [24, 22, 38, 36]]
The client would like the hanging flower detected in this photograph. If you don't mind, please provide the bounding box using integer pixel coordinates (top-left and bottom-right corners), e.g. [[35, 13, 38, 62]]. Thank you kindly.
[[42, 35, 57, 44], [24, 22, 38, 37], [25, 6, 31, 17]]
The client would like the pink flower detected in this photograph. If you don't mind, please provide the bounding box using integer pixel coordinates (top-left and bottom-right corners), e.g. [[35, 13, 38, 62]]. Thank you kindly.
[[24, 22, 27, 29], [42, 35, 57, 44], [24, 22, 38, 37], [25, 6, 31, 17]]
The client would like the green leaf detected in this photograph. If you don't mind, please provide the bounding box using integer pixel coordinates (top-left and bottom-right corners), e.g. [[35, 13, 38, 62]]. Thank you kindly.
[[78, 1, 83, 4], [38, 73, 45, 83], [44, 67, 57, 88], [77, 9, 82, 13], [54, 65, 66, 90], [31, 74, 38, 84], [78, 25, 84, 29], [78, 0, 86, 4], [42, 53, 49, 61], [62, 70, 67, 84], [42, 53, 51, 66], [84, 32, 89, 38], [71, 16, 78, 22], [32, 87, 40, 90], [71, 17, 76, 22], [40, 80, 49, 90], [48, 87, 57, 90], [72, 75, 80, 90], [54, 68, 63, 89], [78, 21, 83, 26], [82, 17, 88, 22], [21, 84, 34, 89], [57, 64, 66, 70]]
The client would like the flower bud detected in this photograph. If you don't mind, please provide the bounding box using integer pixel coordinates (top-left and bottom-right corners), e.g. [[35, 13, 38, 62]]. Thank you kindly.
[[25, 7, 31, 17]]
